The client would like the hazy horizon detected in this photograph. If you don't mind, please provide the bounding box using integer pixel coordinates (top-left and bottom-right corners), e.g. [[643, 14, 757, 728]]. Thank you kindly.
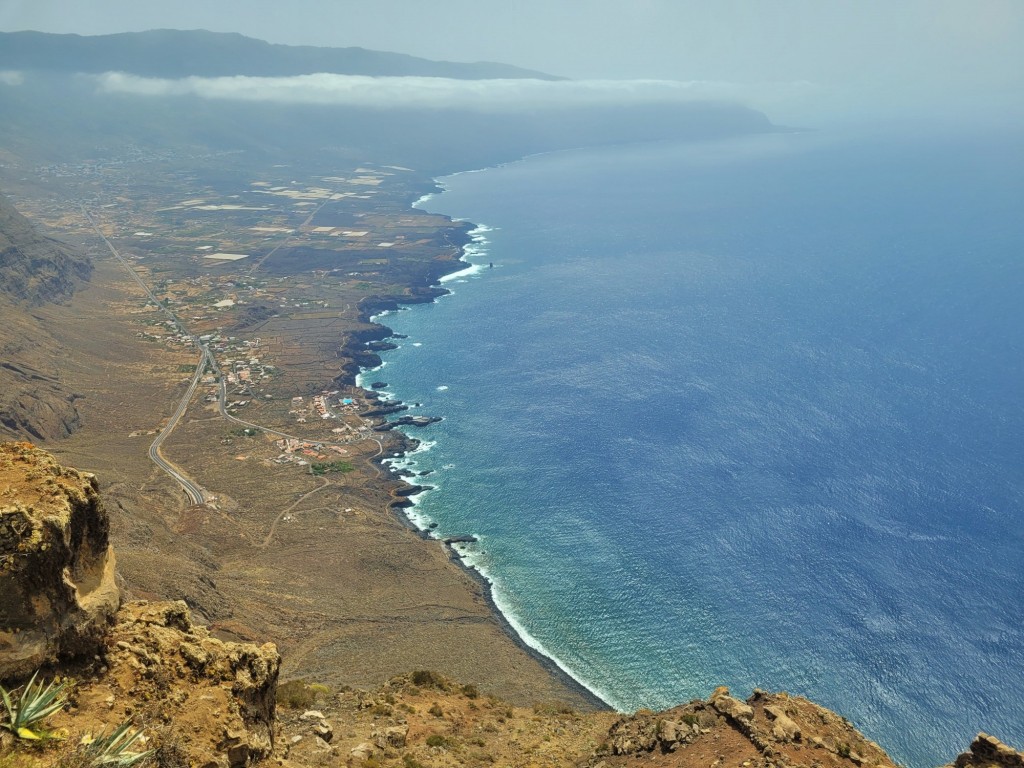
[[1, 1, 1022, 127]]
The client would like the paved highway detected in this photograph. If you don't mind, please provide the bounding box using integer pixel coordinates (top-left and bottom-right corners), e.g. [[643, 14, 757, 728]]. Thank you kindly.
[[148, 352, 208, 505], [83, 207, 209, 506]]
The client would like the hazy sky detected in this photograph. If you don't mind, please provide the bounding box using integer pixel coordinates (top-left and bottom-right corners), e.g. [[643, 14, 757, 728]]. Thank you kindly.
[[1, 0, 1021, 123]]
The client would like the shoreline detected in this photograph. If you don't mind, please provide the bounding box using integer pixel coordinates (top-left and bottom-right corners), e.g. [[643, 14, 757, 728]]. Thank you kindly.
[[345, 186, 613, 711]]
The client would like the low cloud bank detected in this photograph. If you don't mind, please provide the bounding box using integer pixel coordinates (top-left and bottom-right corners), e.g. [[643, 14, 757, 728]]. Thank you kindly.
[[94, 71, 814, 113]]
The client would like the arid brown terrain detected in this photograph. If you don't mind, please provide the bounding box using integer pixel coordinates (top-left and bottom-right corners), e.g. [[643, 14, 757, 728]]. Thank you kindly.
[[0, 163, 590, 708], [2, 134, 1022, 768]]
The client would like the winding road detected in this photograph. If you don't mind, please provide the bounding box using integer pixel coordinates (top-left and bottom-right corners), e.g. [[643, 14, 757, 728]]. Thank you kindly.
[[83, 207, 209, 506]]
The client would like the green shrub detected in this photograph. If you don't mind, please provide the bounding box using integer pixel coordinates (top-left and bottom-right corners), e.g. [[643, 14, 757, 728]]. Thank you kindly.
[[460, 684, 479, 699], [424, 734, 451, 748], [411, 670, 446, 690], [427, 703, 444, 718], [79, 721, 155, 767], [276, 679, 320, 709], [1, 672, 69, 741]]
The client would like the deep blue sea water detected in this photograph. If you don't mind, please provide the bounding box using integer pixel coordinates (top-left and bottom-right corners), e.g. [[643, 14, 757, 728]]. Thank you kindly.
[[358, 128, 1024, 767]]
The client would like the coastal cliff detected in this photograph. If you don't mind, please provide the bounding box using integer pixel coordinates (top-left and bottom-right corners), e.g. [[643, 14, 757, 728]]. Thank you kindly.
[[0, 21, 1017, 767], [2, 445, 1022, 768]]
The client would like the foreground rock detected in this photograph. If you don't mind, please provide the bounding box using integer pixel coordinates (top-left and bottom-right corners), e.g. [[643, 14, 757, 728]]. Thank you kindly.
[[0, 441, 119, 680], [948, 733, 1024, 768], [596, 686, 896, 768], [52, 600, 280, 768]]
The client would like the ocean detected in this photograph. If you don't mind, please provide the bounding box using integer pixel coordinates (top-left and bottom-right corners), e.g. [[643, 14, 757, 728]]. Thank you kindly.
[[358, 126, 1024, 766]]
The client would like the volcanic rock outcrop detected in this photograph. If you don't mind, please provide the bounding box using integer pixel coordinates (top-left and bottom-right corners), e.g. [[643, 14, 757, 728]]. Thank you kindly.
[[1, 443, 281, 766], [0, 441, 119, 679], [58, 600, 281, 768], [949, 733, 1024, 768], [597, 687, 897, 768]]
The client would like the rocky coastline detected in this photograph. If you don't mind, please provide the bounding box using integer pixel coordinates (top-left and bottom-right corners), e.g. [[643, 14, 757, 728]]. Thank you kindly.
[[5, 442, 1023, 767], [325, 203, 617, 711]]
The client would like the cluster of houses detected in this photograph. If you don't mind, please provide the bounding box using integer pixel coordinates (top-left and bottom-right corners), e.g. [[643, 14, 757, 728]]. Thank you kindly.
[[136, 318, 196, 347], [289, 391, 362, 424], [272, 437, 349, 466]]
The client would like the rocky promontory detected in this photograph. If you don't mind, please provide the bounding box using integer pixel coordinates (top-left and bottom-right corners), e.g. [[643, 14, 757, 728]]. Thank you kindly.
[[0, 441, 119, 680], [55, 600, 280, 768], [949, 733, 1024, 768], [1, 444, 280, 767]]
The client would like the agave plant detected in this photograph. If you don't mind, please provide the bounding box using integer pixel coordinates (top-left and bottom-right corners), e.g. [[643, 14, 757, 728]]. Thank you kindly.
[[81, 720, 155, 767], [0, 671, 70, 740]]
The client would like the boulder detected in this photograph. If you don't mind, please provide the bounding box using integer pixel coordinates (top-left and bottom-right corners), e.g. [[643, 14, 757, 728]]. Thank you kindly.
[[764, 704, 801, 742], [350, 742, 376, 761], [374, 724, 409, 749], [953, 733, 1024, 768], [710, 686, 754, 723], [0, 441, 120, 680]]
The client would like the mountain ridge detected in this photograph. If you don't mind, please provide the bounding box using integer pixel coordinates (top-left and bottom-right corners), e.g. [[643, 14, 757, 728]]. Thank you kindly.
[[0, 29, 563, 81]]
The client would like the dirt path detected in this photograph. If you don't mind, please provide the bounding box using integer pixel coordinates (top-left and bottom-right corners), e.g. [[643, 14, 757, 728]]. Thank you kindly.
[[259, 476, 333, 548]]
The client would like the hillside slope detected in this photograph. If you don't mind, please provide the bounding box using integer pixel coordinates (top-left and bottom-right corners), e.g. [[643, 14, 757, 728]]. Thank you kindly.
[[0, 192, 91, 440], [0, 29, 561, 80], [0, 191, 91, 306]]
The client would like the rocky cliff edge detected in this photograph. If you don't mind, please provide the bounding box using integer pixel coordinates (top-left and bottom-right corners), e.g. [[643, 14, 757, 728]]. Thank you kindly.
[[1, 443, 1022, 768], [0, 441, 119, 679]]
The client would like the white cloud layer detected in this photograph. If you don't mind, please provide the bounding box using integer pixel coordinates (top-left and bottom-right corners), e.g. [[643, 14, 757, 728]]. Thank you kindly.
[[94, 72, 815, 114], [0, 70, 25, 86]]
